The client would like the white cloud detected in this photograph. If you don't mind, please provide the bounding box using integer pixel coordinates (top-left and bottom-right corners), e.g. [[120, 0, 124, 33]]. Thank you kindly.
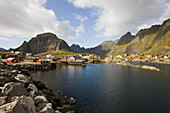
[[138, 1, 170, 30], [74, 14, 88, 23], [68, 0, 170, 38], [0, 37, 13, 41], [0, 0, 79, 40], [74, 14, 88, 37]]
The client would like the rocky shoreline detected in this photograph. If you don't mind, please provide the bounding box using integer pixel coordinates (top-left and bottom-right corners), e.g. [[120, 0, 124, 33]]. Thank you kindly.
[[0, 61, 78, 113], [114, 61, 160, 71], [7, 63, 57, 71]]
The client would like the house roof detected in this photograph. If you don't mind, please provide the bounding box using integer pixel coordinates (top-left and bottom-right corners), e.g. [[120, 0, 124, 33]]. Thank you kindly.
[[38, 59, 50, 61], [7, 58, 15, 60], [25, 58, 37, 60]]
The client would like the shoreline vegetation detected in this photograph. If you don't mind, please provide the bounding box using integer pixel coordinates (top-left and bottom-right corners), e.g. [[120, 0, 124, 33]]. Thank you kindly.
[[0, 61, 78, 113]]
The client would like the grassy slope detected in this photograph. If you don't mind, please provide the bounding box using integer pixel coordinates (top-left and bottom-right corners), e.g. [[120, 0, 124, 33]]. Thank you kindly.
[[108, 20, 170, 56]]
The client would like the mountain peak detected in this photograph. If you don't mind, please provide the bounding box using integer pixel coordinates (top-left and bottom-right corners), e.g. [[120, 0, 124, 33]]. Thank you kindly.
[[17, 32, 70, 54], [117, 32, 135, 45], [36, 32, 57, 37]]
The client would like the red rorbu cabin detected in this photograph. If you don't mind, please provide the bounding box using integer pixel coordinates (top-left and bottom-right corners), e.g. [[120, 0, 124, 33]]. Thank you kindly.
[[24, 58, 38, 62], [37, 59, 50, 64], [145, 57, 152, 61], [6, 58, 19, 63], [68, 56, 85, 64], [50, 58, 60, 62], [58, 56, 70, 63]]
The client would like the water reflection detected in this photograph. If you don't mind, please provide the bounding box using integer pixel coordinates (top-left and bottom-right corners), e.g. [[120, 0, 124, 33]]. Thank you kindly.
[[33, 64, 170, 113], [36, 71, 41, 80]]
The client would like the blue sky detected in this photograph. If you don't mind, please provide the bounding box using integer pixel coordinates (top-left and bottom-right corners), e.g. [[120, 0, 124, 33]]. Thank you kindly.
[[0, 0, 169, 49]]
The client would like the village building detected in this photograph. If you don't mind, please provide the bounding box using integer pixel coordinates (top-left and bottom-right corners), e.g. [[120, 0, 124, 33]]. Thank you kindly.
[[46, 54, 52, 58], [68, 56, 85, 64], [37, 59, 50, 64], [26, 53, 32, 57], [116, 55, 122, 59], [6, 58, 19, 63], [24, 58, 38, 62], [82, 56, 90, 60], [50, 58, 60, 62]]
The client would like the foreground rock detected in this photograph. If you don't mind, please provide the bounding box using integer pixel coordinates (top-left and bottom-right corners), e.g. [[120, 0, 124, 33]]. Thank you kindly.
[[0, 61, 78, 113]]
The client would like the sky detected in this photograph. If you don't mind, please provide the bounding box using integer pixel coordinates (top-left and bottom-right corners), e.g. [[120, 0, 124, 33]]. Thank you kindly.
[[0, 0, 169, 49]]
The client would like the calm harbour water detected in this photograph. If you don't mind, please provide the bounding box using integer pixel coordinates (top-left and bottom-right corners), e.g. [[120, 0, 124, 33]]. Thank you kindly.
[[33, 63, 170, 113]]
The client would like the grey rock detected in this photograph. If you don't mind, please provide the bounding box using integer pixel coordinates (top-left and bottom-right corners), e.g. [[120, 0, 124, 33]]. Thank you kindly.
[[40, 103, 54, 113], [29, 91, 35, 98], [2, 82, 28, 100], [19, 95, 36, 113], [66, 111, 75, 113], [10, 70, 18, 74], [0, 76, 12, 87], [27, 84, 38, 92], [38, 102, 48, 110], [0, 95, 36, 113], [55, 110, 62, 113], [27, 84, 38, 97], [34, 95, 48, 105], [14, 74, 28, 83], [0, 96, 6, 106], [0, 99, 26, 113], [68, 97, 76, 105]]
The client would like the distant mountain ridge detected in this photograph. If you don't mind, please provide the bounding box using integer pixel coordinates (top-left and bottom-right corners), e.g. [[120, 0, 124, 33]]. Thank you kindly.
[[17, 33, 70, 54], [15, 18, 170, 57], [70, 18, 170, 57], [70, 41, 117, 57], [0, 48, 7, 52], [108, 18, 170, 56]]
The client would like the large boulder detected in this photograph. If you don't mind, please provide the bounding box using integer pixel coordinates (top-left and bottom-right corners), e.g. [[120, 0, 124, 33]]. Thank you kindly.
[[0, 96, 6, 106], [0, 77, 12, 87], [10, 70, 18, 75], [34, 96, 48, 105], [19, 96, 36, 113], [26, 84, 38, 97], [2, 82, 28, 100], [14, 74, 29, 83], [33, 80, 46, 90], [39, 103, 54, 113], [0, 99, 26, 113], [68, 97, 76, 105], [0, 95, 36, 113]]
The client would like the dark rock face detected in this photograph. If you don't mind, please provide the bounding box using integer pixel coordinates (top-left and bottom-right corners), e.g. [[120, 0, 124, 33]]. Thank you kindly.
[[117, 32, 135, 45], [17, 32, 70, 54]]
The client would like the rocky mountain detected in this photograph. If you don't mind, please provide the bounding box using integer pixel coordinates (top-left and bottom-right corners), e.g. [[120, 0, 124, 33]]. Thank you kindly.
[[70, 41, 117, 57], [16, 18, 170, 57], [117, 32, 135, 45], [0, 48, 7, 52], [17, 33, 70, 54], [108, 18, 170, 56]]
